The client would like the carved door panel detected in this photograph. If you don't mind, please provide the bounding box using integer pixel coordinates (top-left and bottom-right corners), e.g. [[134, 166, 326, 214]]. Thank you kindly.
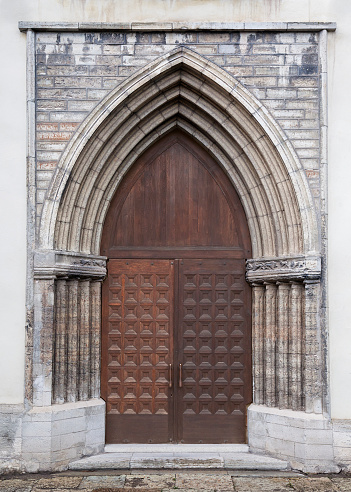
[[176, 259, 251, 443], [102, 259, 174, 443], [102, 257, 251, 443]]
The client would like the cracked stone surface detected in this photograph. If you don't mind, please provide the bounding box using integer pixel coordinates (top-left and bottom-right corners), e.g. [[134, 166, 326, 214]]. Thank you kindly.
[[0, 472, 350, 491]]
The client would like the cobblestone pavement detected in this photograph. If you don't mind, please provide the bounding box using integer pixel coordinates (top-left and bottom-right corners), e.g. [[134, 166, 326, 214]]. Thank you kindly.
[[1, 471, 351, 491]]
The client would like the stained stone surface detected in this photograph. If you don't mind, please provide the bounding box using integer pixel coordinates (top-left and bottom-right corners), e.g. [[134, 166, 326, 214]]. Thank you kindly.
[[1, 472, 351, 491], [79, 475, 126, 489], [124, 473, 175, 489], [330, 477, 351, 491]]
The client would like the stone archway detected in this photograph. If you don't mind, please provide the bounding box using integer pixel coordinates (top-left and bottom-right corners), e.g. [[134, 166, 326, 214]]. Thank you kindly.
[[32, 46, 322, 464]]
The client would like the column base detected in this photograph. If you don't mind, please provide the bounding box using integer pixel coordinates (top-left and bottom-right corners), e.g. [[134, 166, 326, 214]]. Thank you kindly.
[[248, 404, 341, 473], [19, 399, 105, 473]]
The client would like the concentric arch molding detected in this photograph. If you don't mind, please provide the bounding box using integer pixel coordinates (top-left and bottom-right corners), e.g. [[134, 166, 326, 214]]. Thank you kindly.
[[246, 255, 321, 283], [38, 46, 320, 260]]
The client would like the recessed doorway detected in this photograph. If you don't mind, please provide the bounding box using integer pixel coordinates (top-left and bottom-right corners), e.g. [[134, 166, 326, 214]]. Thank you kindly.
[[101, 131, 252, 443]]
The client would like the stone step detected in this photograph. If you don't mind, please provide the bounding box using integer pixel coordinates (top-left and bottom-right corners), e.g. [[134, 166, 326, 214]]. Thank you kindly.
[[69, 446, 290, 471]]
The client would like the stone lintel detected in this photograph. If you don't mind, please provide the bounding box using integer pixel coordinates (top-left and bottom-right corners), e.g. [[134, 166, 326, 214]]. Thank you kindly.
[[18, 21, 337, 32], [246, 255, 321, 283], [34, 250, 107, 279]]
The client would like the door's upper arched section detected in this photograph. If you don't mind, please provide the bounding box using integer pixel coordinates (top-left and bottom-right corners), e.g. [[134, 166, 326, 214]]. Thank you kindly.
[[101, 131, 251, 258], [39, 46, 319, 259]]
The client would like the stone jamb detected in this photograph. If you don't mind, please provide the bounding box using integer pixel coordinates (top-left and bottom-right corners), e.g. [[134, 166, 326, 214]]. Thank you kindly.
[[25, 28, 36, 404], [319, 29, 330, 416]]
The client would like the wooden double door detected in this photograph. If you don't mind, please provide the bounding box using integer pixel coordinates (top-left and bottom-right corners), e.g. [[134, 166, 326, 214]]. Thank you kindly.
[[101, 131, 252, 443]]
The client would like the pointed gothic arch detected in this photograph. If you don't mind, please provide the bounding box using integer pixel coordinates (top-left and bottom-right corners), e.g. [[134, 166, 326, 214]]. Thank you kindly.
[[38, 46, 319, 259]]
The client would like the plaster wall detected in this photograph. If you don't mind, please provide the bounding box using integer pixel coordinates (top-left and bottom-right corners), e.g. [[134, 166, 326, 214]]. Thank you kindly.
[[0, 0, 350, 421]]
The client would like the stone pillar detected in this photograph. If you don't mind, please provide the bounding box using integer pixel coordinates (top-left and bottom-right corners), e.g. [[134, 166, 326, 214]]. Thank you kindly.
[[264, 282, 277, 407], [276, 282, 290, 409], [246, 255, 322, 414], [252, 283, 265, 405], [289, 281, 304, 411], [51, 275, 103, 404], [67, 279, 79, 402], [304, 280, 322, 413], [53, 278, 68, 404], [90, 280, 102, 398], [33, 276, 56, 407], [79, 279, 91, 401]]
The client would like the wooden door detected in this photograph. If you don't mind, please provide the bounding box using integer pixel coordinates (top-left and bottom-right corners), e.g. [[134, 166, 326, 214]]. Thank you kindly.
[[176, 259, 250, 443], [101, 131, 252, 443], [102, 259, 174, 443]]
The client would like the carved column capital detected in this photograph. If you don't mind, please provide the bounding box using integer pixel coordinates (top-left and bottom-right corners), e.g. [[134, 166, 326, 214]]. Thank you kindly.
[[246, 255, 321, 283], [34, 250, 107, 279]]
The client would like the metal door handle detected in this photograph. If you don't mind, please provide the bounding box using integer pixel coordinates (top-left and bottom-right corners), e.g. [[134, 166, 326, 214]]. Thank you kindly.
[[179, 363, 183, 388], [168, 363, 172, 388]]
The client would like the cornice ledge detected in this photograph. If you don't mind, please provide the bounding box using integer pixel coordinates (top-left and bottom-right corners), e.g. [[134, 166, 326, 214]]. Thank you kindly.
[[33, 250, 107, 279], [18, 21, 337, 32], [246, 255, 321, 283]]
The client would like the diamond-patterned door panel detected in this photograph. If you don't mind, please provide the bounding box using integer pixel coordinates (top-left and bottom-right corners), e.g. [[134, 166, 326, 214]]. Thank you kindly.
[[177, 259, 251, 443], [102, 259, 174, 443]]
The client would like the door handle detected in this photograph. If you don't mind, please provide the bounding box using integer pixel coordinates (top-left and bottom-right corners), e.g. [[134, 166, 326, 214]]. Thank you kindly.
[[179, 363, 183, 388], [168, 363, 172, 388]]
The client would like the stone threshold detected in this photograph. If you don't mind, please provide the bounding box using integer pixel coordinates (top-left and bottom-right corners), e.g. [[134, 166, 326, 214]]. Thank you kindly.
[[18, 21, 337, 32], [69, 444, 290, 471]]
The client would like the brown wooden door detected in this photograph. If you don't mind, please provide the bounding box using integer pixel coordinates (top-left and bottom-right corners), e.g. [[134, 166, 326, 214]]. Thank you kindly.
[[176, 259, 250, 443], [102, 259, 174, 443], [101, 130, 252, 443]]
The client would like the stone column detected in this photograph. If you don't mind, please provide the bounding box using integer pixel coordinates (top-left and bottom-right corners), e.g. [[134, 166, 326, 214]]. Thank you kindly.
[[252, 283, 265, 405], [90, 280, 102, 398], [289, 282, 304, 410], [53, 278, 68, 404], [33, 276, 56, 407], [304, 280, 322, 413], [276, 282, 290, 409], [79, 279, 91, 401], [264, 282, 277, 407], [67, 279, 79, 402]]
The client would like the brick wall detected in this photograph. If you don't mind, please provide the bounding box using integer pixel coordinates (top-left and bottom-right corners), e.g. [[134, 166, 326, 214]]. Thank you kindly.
[[35, 30, 321, 230]]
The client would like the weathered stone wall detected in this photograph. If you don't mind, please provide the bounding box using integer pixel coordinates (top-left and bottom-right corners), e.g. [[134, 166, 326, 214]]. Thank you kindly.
[[34, 29, 321, 234]]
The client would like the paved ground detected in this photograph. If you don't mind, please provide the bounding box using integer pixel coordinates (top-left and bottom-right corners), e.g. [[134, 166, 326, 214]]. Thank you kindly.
[[1, 470, 351, 491]]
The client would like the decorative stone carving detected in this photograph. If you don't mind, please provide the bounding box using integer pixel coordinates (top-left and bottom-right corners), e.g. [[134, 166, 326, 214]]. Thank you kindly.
[[246, 255, 321, 283], [33, 250, 107, 279]]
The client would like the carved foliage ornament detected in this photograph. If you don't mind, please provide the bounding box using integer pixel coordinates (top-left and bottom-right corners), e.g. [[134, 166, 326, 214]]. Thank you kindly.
[[246, 256, 321, 282]]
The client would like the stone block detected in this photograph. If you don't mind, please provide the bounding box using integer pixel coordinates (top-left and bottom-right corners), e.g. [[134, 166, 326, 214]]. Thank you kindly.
[[49, 111, 88, 122], [60, 431, 85, 450], [266, 422, 305, 443], [67, 100, 97, 111], [334, 446, 351, 461], [22, 420, 51, 437], [52, 417, 86, 436], [266, 436, 295, 457], [295, 443, 334, 461], [304, 428, 333, 445], [85, 427, 104, 446], [166, 33, 198, 44], [22, 436, 51, 454]]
